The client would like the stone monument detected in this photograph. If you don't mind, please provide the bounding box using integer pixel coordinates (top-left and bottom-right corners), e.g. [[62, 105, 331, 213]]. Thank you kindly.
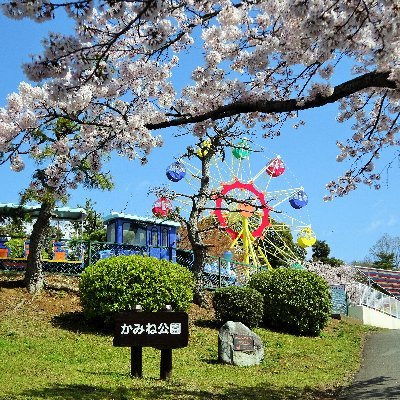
[[218, 321, 264, 366]]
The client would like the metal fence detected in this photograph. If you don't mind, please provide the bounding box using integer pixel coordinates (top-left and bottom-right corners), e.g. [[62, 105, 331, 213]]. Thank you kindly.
[[176, 249, 266, 289], [0, 240, 160, 275], [356, 283, 400, 319], [0, 244, 263, 286], [80, 241, 147, 266], [0, 258, 84, 275]]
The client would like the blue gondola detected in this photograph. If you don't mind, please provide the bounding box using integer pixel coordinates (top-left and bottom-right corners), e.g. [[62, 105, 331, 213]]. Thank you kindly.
[[166, 161, 186, 182], [289, 190, 308, 209]]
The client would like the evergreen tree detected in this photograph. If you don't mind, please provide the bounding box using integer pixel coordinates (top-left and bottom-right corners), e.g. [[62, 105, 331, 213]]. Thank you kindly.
[[312, 239, 344, 267]]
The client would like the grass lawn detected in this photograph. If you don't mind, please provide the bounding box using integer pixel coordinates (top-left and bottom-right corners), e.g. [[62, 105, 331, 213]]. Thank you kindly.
[[0, 273, 377, 400]]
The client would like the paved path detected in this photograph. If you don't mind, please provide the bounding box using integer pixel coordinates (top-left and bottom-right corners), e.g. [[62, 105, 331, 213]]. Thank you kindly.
[[339, 330, 400, 399]]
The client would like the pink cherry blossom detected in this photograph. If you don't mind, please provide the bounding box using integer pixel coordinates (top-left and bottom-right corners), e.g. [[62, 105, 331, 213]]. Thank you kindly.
[[0, 1, 399, 199]]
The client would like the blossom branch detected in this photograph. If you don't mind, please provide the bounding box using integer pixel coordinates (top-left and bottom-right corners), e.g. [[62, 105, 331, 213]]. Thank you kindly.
[[147, 70, 397, 130]]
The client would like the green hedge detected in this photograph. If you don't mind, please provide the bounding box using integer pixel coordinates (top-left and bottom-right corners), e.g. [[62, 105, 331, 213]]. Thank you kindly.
[[6, 238, 24, 258], [79, 255, 194, 323], [249, 269, 331, 336], [213, 286, 264, 328]]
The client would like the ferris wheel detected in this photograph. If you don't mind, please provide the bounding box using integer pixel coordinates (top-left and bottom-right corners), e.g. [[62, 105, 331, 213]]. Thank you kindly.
[[156, 138, 316, 269]]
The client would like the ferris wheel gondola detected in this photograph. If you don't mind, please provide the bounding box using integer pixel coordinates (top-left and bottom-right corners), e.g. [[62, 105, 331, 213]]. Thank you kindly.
[[161, 137, 316, 269]]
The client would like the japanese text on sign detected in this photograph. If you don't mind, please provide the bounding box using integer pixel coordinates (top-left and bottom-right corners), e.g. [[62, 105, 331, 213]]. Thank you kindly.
[[113, 311, 189, 349], [121, 322, 182, 335]]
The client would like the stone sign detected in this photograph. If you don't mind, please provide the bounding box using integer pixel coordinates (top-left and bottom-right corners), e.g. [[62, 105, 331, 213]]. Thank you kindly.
[[233, 334, 255, 351], [218, 321, 264, 367]]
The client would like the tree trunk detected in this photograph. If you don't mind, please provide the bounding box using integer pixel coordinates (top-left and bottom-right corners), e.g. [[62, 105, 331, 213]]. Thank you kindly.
[[187, 151, 214, 307], [191, 245, 207, 306], [24, 199, 54, 294]]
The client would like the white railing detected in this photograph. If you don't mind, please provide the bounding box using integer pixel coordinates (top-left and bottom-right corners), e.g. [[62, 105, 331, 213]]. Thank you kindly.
[[356, 283, 400, 319]]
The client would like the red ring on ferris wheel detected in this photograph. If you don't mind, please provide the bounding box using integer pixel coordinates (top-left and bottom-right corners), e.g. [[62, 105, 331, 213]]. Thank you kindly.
[[214, 180, 271, 240]]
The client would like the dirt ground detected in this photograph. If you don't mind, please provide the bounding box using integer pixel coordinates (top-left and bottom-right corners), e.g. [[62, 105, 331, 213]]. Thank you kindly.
[[0, 273, 81, 316], [0, 272, 214, 323]]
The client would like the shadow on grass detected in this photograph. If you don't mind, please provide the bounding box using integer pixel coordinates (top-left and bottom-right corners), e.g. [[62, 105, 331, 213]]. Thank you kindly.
[[51, 311, 113, 335], [193, 318, 318, 338], [338, 376, 400, 399], [19, 382, 340, 400], [193, 318, 222, 329], [0, 277, 25, 289]]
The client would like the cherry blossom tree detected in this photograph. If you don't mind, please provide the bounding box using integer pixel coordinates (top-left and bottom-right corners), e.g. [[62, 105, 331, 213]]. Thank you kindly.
[[3, 118, 113, 293], [305, 261, 364, 305], [1, 1, 400, 295], [151, 121, 248, 304], [0, 0, 399, 200]]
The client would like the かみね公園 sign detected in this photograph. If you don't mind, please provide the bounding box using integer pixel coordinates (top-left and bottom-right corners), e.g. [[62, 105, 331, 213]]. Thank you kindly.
[[113, 308, 189, 380], [113, 311, 189, 349]]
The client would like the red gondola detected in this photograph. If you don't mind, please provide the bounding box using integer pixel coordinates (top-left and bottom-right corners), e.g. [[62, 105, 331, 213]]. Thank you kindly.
[[152, 197, 172, 217], [266, 157, 285, 177]]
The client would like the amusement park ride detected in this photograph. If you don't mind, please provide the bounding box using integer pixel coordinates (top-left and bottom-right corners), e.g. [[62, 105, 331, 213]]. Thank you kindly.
[[0, 204, 180, 273], [155, 138, 317, 270], [0, 139, 316, 276]]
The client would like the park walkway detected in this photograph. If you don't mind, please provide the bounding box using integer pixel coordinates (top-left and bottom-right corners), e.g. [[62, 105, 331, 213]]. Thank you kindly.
[[339, 330, 400, 399]]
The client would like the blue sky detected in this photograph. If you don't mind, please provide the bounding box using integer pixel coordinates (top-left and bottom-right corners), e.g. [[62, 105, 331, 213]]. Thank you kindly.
[[0, 12, 399, 264]]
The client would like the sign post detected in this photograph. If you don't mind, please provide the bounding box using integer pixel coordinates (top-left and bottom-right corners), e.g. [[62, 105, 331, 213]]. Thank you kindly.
[[130, 305, 143, 378], [113, 305, 189, 380], [160, 345, 173, 380], [131, 346, 143, 378], [160, 305, 172, 380]]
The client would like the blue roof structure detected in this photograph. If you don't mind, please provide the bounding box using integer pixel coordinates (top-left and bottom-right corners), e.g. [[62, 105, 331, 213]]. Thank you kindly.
[[103, 211, 180, 228], [0, 203, 86, 221]]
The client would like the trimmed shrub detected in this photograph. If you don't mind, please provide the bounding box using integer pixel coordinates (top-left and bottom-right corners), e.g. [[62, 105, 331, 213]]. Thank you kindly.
[[6, 238, 50, 259], [6, 238, 24, 258], [213, 286, 264, 328], [79, 255, 194, 323], [249, 268, 331, 336]]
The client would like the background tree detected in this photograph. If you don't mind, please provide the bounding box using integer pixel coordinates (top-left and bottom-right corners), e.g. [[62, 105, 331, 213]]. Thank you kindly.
[[0, 206, 29, 238], [72, 199, 106, 242], [177, 216, 233, 258], [373, 252, 396, 270], [312, 239, 344, 267], [366, 233, 400, 270], [259, 220, 306, 269], [350, 260, 373, 268], [312, 240, 331, 261], [328, 257, 346, 268]]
